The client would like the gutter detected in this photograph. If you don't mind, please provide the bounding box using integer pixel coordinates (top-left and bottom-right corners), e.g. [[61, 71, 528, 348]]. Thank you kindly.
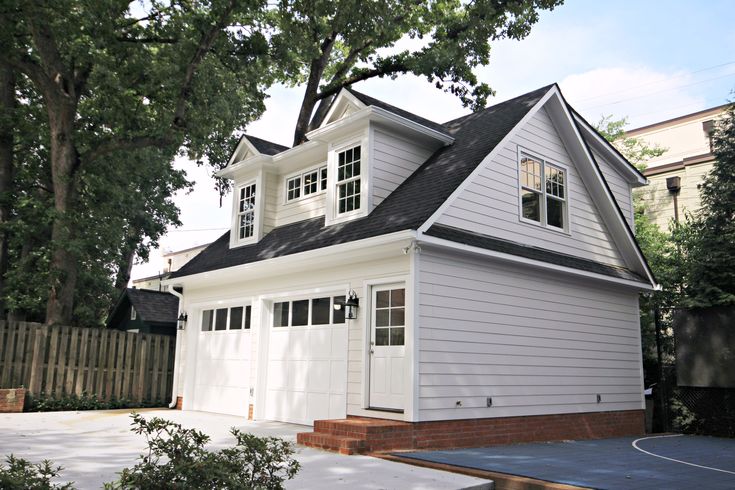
[[167, 287, 184, 409]]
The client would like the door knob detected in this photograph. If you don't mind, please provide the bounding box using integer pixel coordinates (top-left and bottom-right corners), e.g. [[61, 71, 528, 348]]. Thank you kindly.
[[370, 348, 374, 354]]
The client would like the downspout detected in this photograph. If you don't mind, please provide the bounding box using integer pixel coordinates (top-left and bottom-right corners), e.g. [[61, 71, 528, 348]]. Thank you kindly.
[[168, 286, 184, 409]]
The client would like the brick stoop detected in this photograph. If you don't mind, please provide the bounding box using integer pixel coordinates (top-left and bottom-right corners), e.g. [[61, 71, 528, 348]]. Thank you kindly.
[[297, 417, 413, 455], [297, 410, 645, 455]]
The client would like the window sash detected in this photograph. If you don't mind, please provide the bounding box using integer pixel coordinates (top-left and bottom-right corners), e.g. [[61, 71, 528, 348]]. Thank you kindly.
[[285, 165, 328, 203], [519, 153, 567, 231], [238, 183, 256, 239], [336, 145, 361, 215]]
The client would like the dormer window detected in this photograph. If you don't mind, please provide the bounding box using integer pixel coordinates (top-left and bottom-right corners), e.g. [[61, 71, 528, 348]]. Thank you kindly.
[[238, 182, 257, 239], [337, 145, 361, 214], [518, 150, 568, 232], [285, 165, 328, 203]]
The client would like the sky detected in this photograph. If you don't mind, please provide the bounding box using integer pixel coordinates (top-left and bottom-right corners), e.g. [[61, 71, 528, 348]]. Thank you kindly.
[[131, 0, 735, 281]]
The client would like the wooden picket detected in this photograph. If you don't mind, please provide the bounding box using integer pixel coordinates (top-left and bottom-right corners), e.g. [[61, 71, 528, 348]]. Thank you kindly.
[[0, 321, 175, 404]]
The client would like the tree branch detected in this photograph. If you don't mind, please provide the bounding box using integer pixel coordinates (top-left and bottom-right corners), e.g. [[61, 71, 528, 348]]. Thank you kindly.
[[85, 135, 173, 164], [116, 36, 179, 44], [316, 62, 408, 101]]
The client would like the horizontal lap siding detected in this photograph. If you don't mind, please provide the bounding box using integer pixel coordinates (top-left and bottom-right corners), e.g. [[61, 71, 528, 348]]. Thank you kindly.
[[269, 166, 328, 228], [592, 148, 635, 229], [372, 128, 433, 208], [417, 249, 644, 422], [437, 107, 625, 267]]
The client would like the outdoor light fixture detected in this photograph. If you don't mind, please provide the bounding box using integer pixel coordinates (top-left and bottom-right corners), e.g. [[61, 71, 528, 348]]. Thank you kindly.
[[177, 312, 188, 330], [334, 290, 360, 320]]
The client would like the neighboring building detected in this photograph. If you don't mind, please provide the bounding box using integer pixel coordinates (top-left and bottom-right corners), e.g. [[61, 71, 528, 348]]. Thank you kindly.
[[164, 84, 655, 453], [107, 288, 179, 335], [132, 243, 210, 291], [627, 104, 729, 230]]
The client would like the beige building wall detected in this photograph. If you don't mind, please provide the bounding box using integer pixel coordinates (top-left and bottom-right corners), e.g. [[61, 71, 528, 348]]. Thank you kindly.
[[132, 243, 210, 290], [627, 105, 727, 231]]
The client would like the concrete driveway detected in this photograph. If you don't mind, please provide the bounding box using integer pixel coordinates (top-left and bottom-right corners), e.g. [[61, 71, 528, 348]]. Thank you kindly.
[[0, 409, 489, 490]]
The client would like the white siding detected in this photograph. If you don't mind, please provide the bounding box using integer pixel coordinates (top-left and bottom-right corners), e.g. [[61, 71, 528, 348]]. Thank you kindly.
[[263, 172, 278, 234], [591, 147, 635, 229], [371, 127, 434, 208], [417, 248, 644, 422], [436, 107, 625, 267]]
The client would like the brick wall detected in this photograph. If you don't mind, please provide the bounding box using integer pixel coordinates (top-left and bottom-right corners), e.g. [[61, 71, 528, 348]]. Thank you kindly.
[[0, 388, 26, 413], [175, 396, 183, 410]]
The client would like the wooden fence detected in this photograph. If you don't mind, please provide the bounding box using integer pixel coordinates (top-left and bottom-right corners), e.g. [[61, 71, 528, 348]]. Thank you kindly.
[[0, 321, 175, 403]]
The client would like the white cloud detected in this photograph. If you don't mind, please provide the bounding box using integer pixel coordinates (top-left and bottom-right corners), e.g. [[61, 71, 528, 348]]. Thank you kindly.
[[560, 66, 709, 128]]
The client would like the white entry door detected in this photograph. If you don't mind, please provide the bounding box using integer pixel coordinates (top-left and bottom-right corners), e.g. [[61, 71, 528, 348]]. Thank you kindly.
[[369, 284, 406, 411]]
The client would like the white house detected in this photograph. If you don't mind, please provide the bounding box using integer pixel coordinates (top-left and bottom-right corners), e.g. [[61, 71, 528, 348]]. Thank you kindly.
[[164, 84, 656, 453]]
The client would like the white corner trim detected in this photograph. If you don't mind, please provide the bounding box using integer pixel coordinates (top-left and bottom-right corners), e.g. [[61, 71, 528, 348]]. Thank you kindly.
[[417, 86, 557, 234], [545, 88, 657, 288], [417, 232, 655, 291]]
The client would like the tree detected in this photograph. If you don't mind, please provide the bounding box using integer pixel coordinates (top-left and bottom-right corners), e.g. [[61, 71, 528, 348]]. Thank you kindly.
[[0, 0, 274, 324], [678, 102, 735, 307], [272, 0, 564, 145]]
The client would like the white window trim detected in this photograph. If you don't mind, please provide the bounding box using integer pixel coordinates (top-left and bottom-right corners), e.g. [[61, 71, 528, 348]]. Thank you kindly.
[[130, 306, 136, 321], [516, 147, 571, 235], [283, 164, 328, 204], [230, 173, 264, 248], [325, 131, 371, 226]]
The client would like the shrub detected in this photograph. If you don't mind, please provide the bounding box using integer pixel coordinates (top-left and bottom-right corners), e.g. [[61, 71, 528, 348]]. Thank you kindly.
[[104, 413, 300, 489], [0, 455, 74, 490], [25, 393, 167, 412]]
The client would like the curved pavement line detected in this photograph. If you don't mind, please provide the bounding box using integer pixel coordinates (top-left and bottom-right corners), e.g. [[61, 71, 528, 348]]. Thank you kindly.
[[632, 434, 735, 475]]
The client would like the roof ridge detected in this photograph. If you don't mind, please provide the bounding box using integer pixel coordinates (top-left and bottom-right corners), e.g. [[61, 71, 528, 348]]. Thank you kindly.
[[441, 84, 556, 126]]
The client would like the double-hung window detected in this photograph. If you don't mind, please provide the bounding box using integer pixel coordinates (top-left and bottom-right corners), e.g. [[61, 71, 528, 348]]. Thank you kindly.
[[519, 152, 567, 231], [285, 165, 327, 203], [238, 182, 256, 240], [336, 145, 361, 214]]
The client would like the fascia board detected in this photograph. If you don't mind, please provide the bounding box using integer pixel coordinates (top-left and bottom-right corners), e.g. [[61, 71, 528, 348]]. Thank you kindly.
[[418, 233, 654, 291], [164, 230, 417, 288]]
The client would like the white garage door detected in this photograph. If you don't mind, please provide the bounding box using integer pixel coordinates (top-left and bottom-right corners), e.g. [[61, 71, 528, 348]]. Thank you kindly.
[[264, 295, 348, 426], [192, 305, 252, 417]]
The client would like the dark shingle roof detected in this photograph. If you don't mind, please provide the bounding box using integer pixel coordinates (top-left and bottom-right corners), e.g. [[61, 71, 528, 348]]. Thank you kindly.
[[127, 288, 179, 324], [246, 134, 289, 155], [426, 224, 646, 283], [346, 88, 453, 138], [171, 85, 552, 279]]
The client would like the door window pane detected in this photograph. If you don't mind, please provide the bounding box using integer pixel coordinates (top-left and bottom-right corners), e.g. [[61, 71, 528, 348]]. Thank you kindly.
[[311, 297, 331, 325], [230, 306, 243, 330], [201, 309, 213, 332], [244, 305, 252, 329], [390, 327, 405, 346], [375, 328, 389, 346], [376, 309, 390, 327], [391, 289, 405, 307], [273, 302, 289, 327], [292, 299, 309, 326], [390, 307, 405, 326], [376, 290, 390, 308], [332, 295, 345, 324]]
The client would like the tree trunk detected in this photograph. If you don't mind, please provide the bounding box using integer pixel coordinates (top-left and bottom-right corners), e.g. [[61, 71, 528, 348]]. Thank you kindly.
[[44, 100, 80, 326], [114, 235, 138, 293], [0, 61, 15, 318]]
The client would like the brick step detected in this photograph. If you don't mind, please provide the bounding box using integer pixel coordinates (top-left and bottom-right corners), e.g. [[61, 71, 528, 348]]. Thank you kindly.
[[314, 417, 412, 437], [297, 431, 367, 455]]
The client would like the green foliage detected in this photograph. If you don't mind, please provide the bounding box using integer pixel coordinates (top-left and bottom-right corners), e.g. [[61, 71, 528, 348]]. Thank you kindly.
[[105, 414, 300, 490], [24, 393, 167, 413], [676, 102, 735, 308], [0, 455, 73, 490], [595, 115, 666, 171]]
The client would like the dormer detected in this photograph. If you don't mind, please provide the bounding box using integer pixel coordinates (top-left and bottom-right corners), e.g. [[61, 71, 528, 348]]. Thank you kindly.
[[307, 88, 454, 226], [217, 135, 289, 249]]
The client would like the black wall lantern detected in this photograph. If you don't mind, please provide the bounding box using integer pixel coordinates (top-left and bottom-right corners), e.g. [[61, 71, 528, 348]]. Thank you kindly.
[[334, 290, 360, 320], [177, 312, 188, 330]]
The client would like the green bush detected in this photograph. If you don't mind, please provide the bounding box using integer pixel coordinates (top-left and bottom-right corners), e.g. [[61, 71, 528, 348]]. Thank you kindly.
[[104, 413, 300, 489], [25, 393, 167, 412], [0, 455, 74, 490]]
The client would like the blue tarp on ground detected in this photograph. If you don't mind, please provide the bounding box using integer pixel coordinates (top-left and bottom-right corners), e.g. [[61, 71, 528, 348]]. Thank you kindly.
[[395, 435, 735, 490]]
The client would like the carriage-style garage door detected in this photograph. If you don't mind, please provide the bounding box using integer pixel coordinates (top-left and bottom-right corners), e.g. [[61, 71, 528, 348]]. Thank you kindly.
[[192, 305, 252, 416], [264, 295, 348, 426]]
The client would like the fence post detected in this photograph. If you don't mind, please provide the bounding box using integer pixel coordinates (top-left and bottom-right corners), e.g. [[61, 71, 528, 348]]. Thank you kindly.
[[28, 326, 47, 396]]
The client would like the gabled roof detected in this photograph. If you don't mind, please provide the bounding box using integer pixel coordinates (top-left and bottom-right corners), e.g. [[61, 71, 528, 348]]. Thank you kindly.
[[171, 85, 552, 278], [169, 84, 654, 288], [116, 288, 179, 324], [246, 134, 289, 156], [345, 88, 453, 138]]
